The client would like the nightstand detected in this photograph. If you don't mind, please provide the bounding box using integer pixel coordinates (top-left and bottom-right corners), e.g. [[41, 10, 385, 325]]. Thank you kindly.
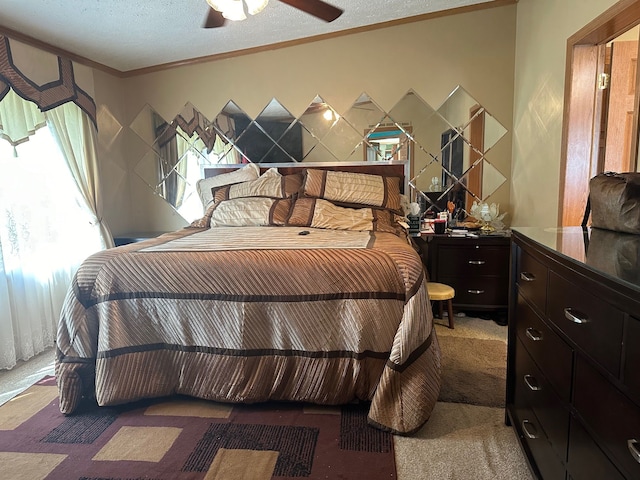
[[113, 231, 170, 247], [414, 232, 511, 313]]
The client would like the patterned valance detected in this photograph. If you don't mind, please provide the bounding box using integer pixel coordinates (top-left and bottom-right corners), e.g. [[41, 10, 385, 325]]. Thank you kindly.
[[0, 36, 96, 127]]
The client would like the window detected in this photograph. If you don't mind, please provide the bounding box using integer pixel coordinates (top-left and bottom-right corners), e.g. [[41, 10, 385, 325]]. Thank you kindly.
[[0, 123, 103, 369]]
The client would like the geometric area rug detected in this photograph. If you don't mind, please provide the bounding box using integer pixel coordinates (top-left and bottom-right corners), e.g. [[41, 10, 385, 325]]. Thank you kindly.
[[0, 376, 395, 479]]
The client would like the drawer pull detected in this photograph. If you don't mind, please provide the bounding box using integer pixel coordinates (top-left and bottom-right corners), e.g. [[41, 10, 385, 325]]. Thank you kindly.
[[524, 375, 542, 391], [628, 439, 640, 464], [468, 260, 486, 265], [564, 307, 590, 324], [525, 328, 543, 342], [520, 272, 535, 282], [467, 289, 485, 295], [521, 420, 539, 439]]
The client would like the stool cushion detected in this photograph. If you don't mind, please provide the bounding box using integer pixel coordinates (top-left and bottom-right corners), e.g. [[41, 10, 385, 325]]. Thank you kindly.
[[427, 282, 455, 300]]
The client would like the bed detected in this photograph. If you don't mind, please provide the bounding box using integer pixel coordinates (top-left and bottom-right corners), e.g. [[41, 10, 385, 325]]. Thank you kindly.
[[55, 162, 441, 435]]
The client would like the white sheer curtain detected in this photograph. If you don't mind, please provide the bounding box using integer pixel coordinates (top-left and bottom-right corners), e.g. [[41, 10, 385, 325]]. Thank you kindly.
[[0, 95, 106, 370]]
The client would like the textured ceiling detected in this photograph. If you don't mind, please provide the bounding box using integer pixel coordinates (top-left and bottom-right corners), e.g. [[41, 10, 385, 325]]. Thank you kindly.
[[0, 0, 503, 73]]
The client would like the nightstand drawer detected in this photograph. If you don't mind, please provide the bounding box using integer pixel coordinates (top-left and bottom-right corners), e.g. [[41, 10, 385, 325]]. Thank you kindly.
[[574, 355, 640, 479], [517, 249, 548, 316], [418, 234, 510, 312], [437, 245, 510, 278], [516, 294, 572, 402], [548, 271, 624, 377], [439, 274, 508, 307]]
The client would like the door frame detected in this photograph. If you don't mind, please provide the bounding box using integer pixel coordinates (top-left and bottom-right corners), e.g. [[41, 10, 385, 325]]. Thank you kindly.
[[558, 0, 640, 227]]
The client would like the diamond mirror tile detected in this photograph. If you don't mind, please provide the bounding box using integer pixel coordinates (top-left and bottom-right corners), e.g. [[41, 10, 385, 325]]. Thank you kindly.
[[130, 86, 507, 222]]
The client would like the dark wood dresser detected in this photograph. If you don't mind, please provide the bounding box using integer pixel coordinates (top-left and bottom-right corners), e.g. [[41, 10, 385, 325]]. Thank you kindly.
[[415, 233, 511, 312], [507, 227, 640, 480]]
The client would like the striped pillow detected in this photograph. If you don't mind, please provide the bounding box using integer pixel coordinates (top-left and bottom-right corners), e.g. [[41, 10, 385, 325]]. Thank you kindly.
[[209, 197, 292, 227], [303, 169, 402, 213], [189, 173, 301, 228], [214, 172, 303, 201], [195, 163, 260, 209], [288, 197, 401, 234]]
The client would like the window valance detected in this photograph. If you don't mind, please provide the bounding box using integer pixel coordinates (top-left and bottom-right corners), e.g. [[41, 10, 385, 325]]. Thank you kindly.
[[0, 36, 97, 138], [0, 89, 46, 146]]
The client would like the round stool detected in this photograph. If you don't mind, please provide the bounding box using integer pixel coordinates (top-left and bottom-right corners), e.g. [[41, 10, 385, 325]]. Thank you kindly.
[[427, 282, 455, 329]]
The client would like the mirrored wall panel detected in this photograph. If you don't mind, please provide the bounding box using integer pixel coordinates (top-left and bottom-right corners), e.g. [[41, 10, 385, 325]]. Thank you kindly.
[[130, 86, 507, 222]]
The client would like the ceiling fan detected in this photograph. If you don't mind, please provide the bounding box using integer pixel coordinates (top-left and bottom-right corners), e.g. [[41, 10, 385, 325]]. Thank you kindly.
[[204, 0, 344, 28]]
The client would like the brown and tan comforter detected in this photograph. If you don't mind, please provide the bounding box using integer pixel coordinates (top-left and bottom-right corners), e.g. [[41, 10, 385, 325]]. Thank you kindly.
[[55, 226, 441, 435]]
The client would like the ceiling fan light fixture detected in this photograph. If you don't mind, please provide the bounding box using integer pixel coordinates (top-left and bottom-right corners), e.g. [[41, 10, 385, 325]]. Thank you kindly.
[[206, 0, 245, 21], [205, 0, 226, 11], [225, 0, 247, 20], [245, 0, 269, 15], [206, 0, 268, 21]]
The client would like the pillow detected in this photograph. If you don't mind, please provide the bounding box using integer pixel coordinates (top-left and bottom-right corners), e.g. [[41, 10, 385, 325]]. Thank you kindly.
[[260, 167, 281, 178], [189, 173, 301, 228], [303, 169, 403, 213], [287, 197, 401, 234], [209, 197, 292, 227], [196, 163, 260, 209], [212, 172, 303, 202]]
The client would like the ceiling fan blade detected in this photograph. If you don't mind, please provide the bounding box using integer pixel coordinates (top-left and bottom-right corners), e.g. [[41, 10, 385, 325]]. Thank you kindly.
[[203, 7, 226, 28], [278, 0, 343, 22]]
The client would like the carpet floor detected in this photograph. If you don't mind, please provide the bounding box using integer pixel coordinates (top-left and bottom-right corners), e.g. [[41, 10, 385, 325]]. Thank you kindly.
[[0, 375, 395, 480], [438, 335, 507, 407], [0, 315, 533, 480], [395, 315, 533, 480]]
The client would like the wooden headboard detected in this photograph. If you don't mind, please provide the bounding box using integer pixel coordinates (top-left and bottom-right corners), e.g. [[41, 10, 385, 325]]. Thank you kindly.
[[203, 161, 409, 193]]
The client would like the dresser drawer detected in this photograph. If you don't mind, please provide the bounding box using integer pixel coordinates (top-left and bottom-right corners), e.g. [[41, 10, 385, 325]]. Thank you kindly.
[[517, 249, 548, 315], [624, 316, 640, 398], [574, 355, 640, 479], [440, 274, 508, 307], [511, 405, 566, 480], [515, 337, 570, 461], [548, 271, 624, 376], [516, 294, 572, 402], [437, 245, 510, 278], [567, 417, 625, 480]]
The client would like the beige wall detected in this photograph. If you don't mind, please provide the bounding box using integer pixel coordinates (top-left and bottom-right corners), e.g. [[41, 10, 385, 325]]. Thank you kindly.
[[510, 0, 619, 227], [92, 70, 130, 235], [93, 5, 517, 234]]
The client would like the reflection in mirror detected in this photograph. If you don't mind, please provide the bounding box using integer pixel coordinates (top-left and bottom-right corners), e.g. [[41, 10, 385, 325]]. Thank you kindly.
[[130, 86, 508, 223], [212, 100, 251, 163], [132, 103, 223, 220], [387, 90, 439, 181], [294, 96, 339, 162], [364, 126, 412, 163], [407, 86, 507, 218], [236, 99, 298, 163], [314, 93, 390, 163]]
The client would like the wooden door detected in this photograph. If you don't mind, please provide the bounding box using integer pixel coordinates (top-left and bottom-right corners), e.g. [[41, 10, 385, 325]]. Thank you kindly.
[[604, 40, 639, 173]]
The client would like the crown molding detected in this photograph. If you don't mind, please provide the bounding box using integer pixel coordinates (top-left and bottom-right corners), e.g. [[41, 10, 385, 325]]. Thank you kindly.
[[0, 0, 516, 79]]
